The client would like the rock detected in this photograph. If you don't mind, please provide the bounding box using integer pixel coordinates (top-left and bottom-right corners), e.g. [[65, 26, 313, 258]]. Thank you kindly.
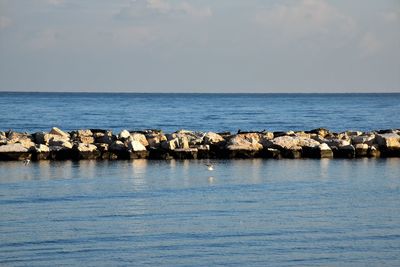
[[332, 145, 355, 158], [351, 134, 375, 145], [260, 148, 281, 159], [203, 132, 225, 145], [0, 143, 31, 160], [306, 128, 330, 138], [161, 139, 177, 150], [323, 138, 351, 148], [49, 127, 69, 138], [127, 140, 147, 152], [74, 143, 100, 159], [32, 144, 50, 160], [94, 131, 114, 144], [302, 143, 333, 158], [118, 130, 130, 140], [48, 138, 73, 149], [225, 135, 263, 158], [145, 132, 166, 148], [0, 143, 28, 153], [375, 133, 400, 157], [172, 148, 198, 159], [375, 133, 400, 148], [72, 129, 94, 144], [368, 145, 381, 158], [109, 141, 126, 151], [355, 143, 369, 157], [129, 133, 149, 147], [226, 135, 263, 151]]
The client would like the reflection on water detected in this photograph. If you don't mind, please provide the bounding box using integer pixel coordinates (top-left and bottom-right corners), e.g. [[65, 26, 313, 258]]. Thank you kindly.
[[1, 159, 400, 266]]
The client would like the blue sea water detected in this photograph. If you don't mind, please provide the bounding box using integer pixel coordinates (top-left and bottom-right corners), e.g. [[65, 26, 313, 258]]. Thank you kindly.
[[1, 92, 400, 266], [0, 92, 399, 133], [1, 159, 400, 266]]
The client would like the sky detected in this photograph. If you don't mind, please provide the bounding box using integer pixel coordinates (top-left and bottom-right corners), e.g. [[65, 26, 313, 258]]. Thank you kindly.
[[0, 0, 399, 93]]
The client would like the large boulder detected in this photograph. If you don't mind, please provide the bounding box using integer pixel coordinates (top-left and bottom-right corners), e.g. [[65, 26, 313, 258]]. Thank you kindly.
[[49, 127, 69, 138], [332, 145, 355, 158], [351, 134, 375, 145], [32, 144, 50, 160], [203, 132, 225, 145], [129, 133, 149, 147], [0, 143, 31, 160], [267, 136, 321, 159], [375, 133, 400, 157], [71, 129, 94, 144], [118, 130, 130, 140], [127, 140, 147, 152], [145, 131, 167, 148], [94, 131, 115, 144], [302, 143, 333, 158], [225, 135, 263, 158], [73, 143, 100, 159]]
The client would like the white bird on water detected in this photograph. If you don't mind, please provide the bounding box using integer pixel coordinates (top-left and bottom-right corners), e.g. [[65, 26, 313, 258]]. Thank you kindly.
[[23, 159, 30, 166], [205, 163, 214, 171]]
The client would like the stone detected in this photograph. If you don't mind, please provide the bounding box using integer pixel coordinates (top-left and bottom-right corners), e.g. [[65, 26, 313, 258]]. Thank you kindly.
[[118, 130, 130, 140], [94, 131, 114, 144], [0, 143, 31, 160], [355, 143, 369, 157], [161, 139, 177, 150], [172, 148, 198, 159], [260, 148, 281, 159], [203, 132, 225, 145], [49, 127, 69, 138], [32, 144, 50, 160], [109, 141, 126, 151], [48, 138, 73, 149], [375, 133, 400, 148], [74, 143, 101, 159], [225, 135, 263, 158], [73, 129, 94, 144], [351, 134, 375, 145], [0, 143, 28, 153], [306, 128, 330, 138], [127, 140, 147, 152], [129, 133, 149, 147], [332, 145, 355, 158], [368, 145, 381, 158], [145, 132, 166, 148], [302, 143, 333, 158]]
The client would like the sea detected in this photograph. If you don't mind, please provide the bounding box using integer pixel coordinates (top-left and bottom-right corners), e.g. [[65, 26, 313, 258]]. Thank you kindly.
[[1, 92, 400, 266]]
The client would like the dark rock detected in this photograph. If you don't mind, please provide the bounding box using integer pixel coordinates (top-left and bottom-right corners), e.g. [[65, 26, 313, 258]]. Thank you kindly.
[[332, 145, 355, 158]]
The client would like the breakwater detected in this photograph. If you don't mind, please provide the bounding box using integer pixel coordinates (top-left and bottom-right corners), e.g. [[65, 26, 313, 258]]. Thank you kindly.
[[0, 127, 399, 161]]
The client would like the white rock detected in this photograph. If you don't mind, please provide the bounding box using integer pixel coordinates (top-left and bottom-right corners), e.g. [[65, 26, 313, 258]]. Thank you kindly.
[[128, 140, 146, 152], [0, 143, 28, 153]]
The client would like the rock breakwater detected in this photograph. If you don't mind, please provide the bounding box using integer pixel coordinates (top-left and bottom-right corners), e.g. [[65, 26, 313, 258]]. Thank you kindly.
[[0, 127, 400, 161]]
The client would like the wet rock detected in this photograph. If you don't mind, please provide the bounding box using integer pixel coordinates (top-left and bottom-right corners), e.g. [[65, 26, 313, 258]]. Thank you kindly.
[[332, 145, 355, 158], [375, 133, 400, 148], [71, 130, 94, 144], [355, 143, 369, 157], [73, 143, 100, 159], [172, 148, 198, 159], [260, 148, 282, 159], [32, 144, 50, 160], [0, 143, 31, 160], [302, 143, 333, 158], [375, 133, 400, 157], [368, 145, 381, 158]]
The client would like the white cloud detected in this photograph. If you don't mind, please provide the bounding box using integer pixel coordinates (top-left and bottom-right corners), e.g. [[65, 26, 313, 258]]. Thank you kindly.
[[0, 16, 12, 30], [359, 32, 382, 56], [255, 0, 356, 39]]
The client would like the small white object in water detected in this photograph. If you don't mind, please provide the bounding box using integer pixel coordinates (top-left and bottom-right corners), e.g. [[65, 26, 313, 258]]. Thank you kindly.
[[208, 176, 214, 183], [23, 159, 30, 166], [206, 163, 214, 171]]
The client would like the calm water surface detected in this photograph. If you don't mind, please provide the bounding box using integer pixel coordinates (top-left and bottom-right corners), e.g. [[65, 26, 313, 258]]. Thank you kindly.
[[0, 92, 399, 132], [1, 159, 400, 266]]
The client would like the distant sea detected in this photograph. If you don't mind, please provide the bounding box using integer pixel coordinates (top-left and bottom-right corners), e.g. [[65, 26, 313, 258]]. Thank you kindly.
[[0, 92, 399, 133]]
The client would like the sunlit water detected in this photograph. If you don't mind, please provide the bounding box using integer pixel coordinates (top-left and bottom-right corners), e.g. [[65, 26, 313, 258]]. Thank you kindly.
[[1, 159, 400, 266]]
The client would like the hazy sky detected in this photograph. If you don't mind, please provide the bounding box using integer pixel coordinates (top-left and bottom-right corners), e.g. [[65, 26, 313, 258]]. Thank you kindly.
[[0, 0, 399, 92]]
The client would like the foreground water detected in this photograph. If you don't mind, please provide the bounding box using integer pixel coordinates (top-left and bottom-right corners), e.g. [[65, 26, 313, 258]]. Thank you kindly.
[[1, 92, 399, 133], [1, 159, 400, 266]]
